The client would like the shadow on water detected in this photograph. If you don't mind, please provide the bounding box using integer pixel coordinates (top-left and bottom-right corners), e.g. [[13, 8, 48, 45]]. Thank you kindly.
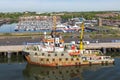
[[23, 63, 115, 80], [0, 54, 26, 64]]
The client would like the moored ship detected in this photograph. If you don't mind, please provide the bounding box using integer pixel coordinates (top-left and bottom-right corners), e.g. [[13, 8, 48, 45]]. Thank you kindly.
[[23, 16, 114, 67]]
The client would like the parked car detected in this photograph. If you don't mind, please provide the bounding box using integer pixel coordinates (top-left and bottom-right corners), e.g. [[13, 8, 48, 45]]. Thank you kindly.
[[77, 41, 90, 45]]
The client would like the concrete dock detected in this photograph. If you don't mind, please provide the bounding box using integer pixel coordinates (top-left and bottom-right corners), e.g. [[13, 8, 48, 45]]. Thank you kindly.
[[0, 42, 120, 59], [0, 42, 120, 52], [85, 42, 120, 49]]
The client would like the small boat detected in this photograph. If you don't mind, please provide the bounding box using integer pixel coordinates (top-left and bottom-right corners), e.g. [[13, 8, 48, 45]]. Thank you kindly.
[[14, 29, 19, 31], [23, 16, 114, 67], [14, 26, 19, 31]]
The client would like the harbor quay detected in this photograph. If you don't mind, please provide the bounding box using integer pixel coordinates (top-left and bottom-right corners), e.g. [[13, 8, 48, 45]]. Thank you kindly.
[[0, 42, 120, 58]]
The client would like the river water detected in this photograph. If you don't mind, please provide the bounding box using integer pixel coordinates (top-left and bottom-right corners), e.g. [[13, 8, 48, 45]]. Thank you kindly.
[[0, 56, 120, 80]]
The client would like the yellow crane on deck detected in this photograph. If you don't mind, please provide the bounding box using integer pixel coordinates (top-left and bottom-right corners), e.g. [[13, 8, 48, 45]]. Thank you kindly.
[[79, 22, 84, 54]]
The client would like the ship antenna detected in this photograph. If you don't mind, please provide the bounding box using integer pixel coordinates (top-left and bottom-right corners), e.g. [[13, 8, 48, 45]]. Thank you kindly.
[[53, 15, 56, 36], [80, 22, 84, 54], [51, 15, 56, 38]]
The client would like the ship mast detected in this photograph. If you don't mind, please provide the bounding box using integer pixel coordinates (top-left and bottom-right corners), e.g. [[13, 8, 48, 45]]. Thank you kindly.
[[50, 15, 56, 38], [52, 15, 57, 51], [53, 16, 56, 35], [79, 22, 84, 54]]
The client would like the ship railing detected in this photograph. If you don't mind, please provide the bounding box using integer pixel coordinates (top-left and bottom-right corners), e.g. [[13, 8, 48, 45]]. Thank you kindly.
[[87, 56, 114, 62], [83, 50, 103, 55]]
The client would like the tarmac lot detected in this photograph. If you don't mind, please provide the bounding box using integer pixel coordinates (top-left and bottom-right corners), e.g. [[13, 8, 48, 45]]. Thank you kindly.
[[0, 36, 79, 45]]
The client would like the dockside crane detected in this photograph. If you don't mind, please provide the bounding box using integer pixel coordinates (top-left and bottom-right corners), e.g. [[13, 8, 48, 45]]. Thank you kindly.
[[79, 22, 84, 54]]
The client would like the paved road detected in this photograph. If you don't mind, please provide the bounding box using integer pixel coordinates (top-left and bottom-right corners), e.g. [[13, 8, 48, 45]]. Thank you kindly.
[[0, 37, 41, 45], [0, 42, 120, 52], [0, 36, 120, 45]]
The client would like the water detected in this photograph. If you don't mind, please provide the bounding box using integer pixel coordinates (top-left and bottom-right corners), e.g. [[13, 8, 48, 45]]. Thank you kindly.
[[0, 57, 120, 80], [0, 23, 51, 33], [0, 23, 87, 33], [0, 23, 17, 33]]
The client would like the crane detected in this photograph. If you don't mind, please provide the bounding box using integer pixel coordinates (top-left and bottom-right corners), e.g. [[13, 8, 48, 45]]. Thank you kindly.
[[79, 22, 84, 54]]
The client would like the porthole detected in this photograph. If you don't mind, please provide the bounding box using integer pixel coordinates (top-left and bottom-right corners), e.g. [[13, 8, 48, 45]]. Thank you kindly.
[[59, 58, 62, 61], [52, 58, 55, 61], [41, 59, 43, 61], [66, 58, 68, 61], [76, 58, 79, 61], [48, 54, 51, 57], [35, 53, 37, 55], [42, 53, 44, 56], [66, 70, 69, 73], [47, 59, 49, 61], [55, 54, 57, 56], [71, 58, 74, 61], [61, 54, 64, 56]]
